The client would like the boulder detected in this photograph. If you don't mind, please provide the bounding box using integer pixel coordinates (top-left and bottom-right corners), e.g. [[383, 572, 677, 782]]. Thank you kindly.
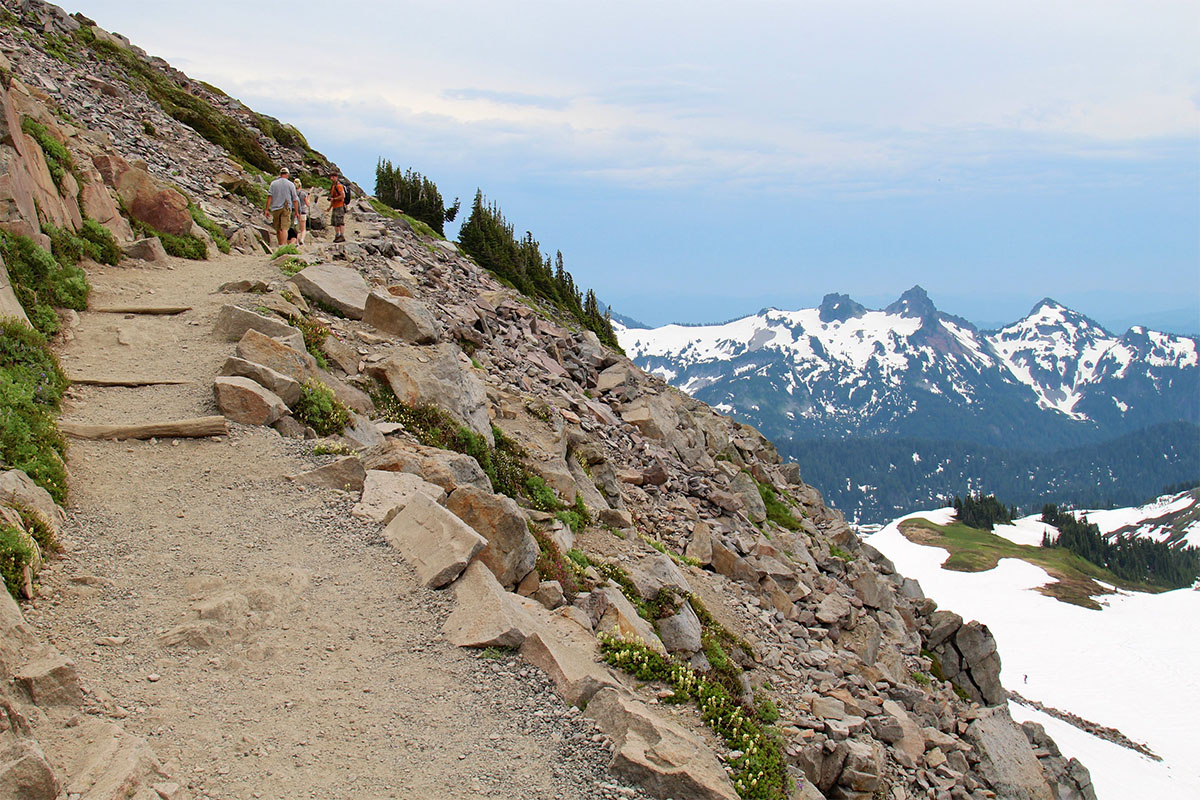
[[219, 357, 301, 406], [291, 263, 369, 319], [627, 553, 691, 600], [965, 706, 1055, 800], [362, 441, 492, 493], [382, 492, 486, 588], [121, 236, 167, 262], [585, 687, 739, 800], [13, 649, 82, 707], [110, 159, 192, 236], [0, 740, 58, 800], [363, 290, 441, 343], [213, 376, 288, 426], [656, 600, 702, 654], [443, 560, 532, 648], [235, 329, 318, 384], [287, 456, 366, 493], [815, 592, 852, 626], [579, 586, 667, 655], [446, 487, 537, 590], [351, 470, 447, 524], [0, 469, 63, 537], [228, 225, 265, 254], [520, 621, 622, 707], [367, 344, 493, 444], [215, 305, 306, 352], [729, 471, 767, 523]]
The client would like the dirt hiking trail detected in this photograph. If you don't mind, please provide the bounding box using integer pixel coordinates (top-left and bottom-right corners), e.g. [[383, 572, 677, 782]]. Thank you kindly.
[[25, 240, 646, 800]]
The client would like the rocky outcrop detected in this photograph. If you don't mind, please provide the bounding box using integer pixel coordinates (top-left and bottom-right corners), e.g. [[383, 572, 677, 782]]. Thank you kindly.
[[924, 610, 1006, 706]]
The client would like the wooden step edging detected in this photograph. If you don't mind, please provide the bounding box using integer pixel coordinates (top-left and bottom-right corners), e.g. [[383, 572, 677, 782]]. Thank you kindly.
[[58, 416, 229, 440]]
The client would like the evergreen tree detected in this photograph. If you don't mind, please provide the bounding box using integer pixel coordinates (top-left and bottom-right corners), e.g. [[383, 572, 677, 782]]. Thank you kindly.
[[374, 159, 459, 236]]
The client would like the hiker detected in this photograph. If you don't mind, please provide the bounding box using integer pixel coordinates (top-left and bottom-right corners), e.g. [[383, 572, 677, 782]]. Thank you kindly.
[[265, 166, 300, 246], [330, 173, 348, 243], [293, 177, 309, 246]]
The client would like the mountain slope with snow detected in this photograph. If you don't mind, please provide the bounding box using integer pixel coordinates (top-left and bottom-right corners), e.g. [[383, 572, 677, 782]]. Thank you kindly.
[[865, 506, 1200, 799], [617, 288, 1199, 451]]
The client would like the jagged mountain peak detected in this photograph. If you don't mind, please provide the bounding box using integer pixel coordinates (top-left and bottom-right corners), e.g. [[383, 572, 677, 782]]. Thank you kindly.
[[818, 292, 867, 323], [884, 285, 937, 320]]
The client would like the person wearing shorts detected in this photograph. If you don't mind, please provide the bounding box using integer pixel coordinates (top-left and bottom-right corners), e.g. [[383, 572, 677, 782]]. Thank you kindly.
[[265, 166, 300, 246], [330, 174, 348, 243]]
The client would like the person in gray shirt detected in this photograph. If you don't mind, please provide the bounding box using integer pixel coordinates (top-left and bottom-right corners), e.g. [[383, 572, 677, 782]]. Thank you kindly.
[[265, 166, 300, 246]]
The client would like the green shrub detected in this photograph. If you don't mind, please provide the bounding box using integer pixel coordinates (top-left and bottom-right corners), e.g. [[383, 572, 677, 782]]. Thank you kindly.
[[524, 474, 559, 512], [0, 229, 90, 336], [271, 244, 299, 258], [0, 371, 68, 503], [278, 256, 306, 276], [21, 117, 74, 191], [293, 380, 350, 437], [0, 523, 33, 599], [754, 477, 802, 531], [532, 530, 588, 601], [555, 494, 591, 532], [79, 219, 121, 265], [189, 205, 231, 254], [0, 319, 68, 409]]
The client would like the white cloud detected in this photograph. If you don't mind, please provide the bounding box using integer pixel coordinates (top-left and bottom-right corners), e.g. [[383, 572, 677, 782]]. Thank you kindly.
[[75, 0, 1200, 193]]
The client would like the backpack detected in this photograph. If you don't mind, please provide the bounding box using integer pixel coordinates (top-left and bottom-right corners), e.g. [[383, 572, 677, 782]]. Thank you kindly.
[[335, 183, 349, 207]]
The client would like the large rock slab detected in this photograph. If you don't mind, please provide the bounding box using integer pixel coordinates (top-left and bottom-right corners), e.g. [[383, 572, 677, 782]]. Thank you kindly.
[[519, 618, 622, 707], [965, 706, 1055, 800], [121, 236, 167, 262], [219, 357, 301, 406], [291, 263, 369, 319], [236, 328, 318, 383], [13, 649, 82, 707], [213, 376, 288, 426], [367, 343, 493, 444], [585, 687, 739, 800], [351, 470, 446, 524], [381, 492, 486, 588], [446, 486, 537, 590], [361, 441, 492, 493], [363, 290, 440, 343], [627, 553, 691, 600], [215, 305, 306, 352], [287, 456, 366, 493], [443, 560, 532, 649], [0, 740, 59, 800]]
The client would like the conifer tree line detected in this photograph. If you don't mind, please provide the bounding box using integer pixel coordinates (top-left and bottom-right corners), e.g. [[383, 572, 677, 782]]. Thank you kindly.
[[456, 190, 621, 350], [374, 160, 460, 236], [951, 492, 1016, 531], [1040, 504, 1200, 590]]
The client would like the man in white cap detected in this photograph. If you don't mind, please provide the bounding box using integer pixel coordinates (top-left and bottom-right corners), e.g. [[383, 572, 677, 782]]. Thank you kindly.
[[265, 166, 301, 246]]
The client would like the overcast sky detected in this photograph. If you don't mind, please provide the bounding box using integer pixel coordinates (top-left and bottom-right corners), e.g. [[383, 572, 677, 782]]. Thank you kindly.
[[73, 1, 1199, 332]]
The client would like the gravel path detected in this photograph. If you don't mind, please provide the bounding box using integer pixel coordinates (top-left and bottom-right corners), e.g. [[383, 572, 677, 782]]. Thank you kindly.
[[25, 243, 653, 800]]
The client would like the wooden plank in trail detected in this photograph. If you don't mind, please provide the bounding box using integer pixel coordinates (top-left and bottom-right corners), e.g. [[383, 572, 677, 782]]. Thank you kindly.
[[59, 416, 228, 440], [89, 305, 193, 315], [67, 376, 192, 387]]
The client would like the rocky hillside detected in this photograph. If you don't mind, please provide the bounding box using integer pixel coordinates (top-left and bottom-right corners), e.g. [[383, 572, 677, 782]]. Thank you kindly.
[[0, 3, 1096, 799]]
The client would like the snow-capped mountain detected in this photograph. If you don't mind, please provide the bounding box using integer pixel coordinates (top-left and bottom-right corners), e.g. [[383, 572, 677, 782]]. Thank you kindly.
[[1075, 488, 1200, 549], [617, 287, 1199, 450]]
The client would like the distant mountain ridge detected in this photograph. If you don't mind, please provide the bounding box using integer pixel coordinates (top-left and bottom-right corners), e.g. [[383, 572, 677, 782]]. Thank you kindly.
[[617, 286, 1199, 451]]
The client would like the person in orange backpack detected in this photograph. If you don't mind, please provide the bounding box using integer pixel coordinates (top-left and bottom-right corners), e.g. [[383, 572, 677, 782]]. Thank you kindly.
[[330, 173, 349, 243]]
